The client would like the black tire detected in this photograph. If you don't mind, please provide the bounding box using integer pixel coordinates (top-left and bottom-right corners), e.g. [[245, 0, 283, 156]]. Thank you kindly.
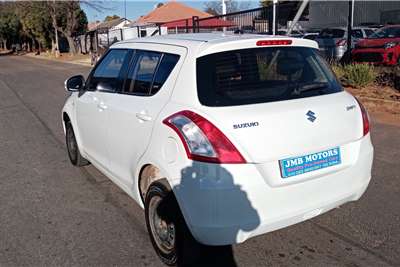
[[145, 182, 204, 266], [65, 122, 90, 167]]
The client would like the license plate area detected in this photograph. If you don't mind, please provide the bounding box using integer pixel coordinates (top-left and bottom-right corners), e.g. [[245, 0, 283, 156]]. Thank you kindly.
[[279, 147, 341, 178]]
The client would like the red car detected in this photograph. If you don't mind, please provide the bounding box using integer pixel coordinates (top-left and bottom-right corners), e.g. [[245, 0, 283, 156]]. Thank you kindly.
[[352, 25, 400, 65]]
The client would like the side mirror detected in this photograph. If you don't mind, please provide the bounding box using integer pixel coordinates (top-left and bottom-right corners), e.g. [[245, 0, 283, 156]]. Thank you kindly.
[[65, 75, 85, 92]]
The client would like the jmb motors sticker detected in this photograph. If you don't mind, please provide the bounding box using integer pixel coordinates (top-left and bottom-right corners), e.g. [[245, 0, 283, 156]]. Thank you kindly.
[[280, 147, 341, 178]]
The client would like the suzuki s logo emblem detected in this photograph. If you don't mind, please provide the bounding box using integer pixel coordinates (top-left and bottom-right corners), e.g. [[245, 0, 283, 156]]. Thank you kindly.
[[306, 110, 317, 122]]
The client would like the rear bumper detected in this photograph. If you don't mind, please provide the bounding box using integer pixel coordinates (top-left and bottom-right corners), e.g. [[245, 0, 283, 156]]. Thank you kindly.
[[170, 135, 373, 246], [352, 48, 398, 65]]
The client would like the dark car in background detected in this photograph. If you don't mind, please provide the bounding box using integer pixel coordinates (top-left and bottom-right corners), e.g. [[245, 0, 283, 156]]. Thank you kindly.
[[315, 27, 373, 61], [352, 25, 400, 65]]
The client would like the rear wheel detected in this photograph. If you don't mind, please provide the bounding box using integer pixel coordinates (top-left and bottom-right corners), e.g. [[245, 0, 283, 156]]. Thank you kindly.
[[65, 122, 89, 167], [145, 182, 204, 266]]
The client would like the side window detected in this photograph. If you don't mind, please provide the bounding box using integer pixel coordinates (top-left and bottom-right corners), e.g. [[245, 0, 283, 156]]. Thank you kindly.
[[351, 30, 363, 38], [151, 54, 180, 95], [364, 29, 374, 37], [88, 49, 130, 91], [125, 51, 162, 95]]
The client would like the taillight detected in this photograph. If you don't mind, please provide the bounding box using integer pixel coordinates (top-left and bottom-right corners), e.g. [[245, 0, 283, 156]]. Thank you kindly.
[[336, 39, 347, 46], [256, 40, 292, 46], [356, 98, 370, 136], [163, 110, 246, 164]]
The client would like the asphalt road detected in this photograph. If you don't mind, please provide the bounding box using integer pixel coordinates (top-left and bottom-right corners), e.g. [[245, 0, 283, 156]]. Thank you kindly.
[[0, 55, 399, 267]]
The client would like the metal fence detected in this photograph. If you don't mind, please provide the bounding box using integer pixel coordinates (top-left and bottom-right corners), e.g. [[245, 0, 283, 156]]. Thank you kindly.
[[75, 23, 165, 63], [193, 2, 308, 34]]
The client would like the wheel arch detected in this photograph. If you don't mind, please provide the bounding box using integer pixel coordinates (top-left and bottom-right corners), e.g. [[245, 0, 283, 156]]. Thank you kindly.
[[62, 110, 85, 156], [138, 164, 172, 207]]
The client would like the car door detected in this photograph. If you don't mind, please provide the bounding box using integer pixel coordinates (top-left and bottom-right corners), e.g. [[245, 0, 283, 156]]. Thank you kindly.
[[75, 49, 132, 168], [102, 46, 184, 188]]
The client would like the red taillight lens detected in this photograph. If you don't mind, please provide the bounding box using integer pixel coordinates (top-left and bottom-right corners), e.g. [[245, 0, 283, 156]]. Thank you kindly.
[[356, 98, 370, 136], [336, 39, 347, 46], [163, 110, 246, 164], [256, 40, 292, 46]]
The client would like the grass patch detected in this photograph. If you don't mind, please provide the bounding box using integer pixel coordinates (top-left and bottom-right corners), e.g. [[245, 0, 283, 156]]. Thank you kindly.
[[332, 63, 376, 88]]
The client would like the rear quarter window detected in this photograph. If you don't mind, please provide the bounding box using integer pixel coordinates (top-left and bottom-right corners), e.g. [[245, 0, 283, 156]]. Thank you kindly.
[[124, 51, 180, 96], [196, 47, 343, 107]]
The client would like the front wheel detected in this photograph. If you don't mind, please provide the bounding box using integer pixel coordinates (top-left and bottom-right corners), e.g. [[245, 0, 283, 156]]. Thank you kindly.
[[145, 182, 204, 266], [65, 122, 90, 167]]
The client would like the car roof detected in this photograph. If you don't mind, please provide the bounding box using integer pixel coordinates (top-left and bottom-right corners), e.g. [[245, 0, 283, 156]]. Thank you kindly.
[[116, 33, 318, 56], [120, 33, 283, 45], [382, 24, 400, 28]]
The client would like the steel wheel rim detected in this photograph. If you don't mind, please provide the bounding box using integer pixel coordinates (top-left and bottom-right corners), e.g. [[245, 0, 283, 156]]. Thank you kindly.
[[149, 195, 176, 254]]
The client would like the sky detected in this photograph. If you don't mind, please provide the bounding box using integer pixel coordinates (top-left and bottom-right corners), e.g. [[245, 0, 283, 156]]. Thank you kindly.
[[81, 0, 259, 22]]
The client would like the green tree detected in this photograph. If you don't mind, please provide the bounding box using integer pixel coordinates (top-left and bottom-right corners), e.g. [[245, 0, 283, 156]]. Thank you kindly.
[[204, 1, 251, 15], [204, 7, 219, 16], [259, 0, 273, 7], [0, 2, 20, 49], [49, 1, 88, 55], [17, 1, 53, 53], [104, 15, 120, 22]]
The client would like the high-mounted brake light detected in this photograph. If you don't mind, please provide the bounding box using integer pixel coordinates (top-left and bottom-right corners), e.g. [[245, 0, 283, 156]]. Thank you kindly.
[[163, 111, 246, 164], [355, 98, 370, 136], [256, 40, 292, 46]]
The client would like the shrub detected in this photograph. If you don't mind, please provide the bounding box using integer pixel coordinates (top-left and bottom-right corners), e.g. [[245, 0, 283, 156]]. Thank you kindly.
[[331, 63, 345, 81], [332, 63, 376, 88]]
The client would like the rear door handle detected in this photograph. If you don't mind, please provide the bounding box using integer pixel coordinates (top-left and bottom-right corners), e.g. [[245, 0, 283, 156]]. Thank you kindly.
[[136, 113, 152, 122]]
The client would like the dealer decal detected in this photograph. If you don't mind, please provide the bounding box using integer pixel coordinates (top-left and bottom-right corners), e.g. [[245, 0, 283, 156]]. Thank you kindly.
[[280, 147, 341, 178]]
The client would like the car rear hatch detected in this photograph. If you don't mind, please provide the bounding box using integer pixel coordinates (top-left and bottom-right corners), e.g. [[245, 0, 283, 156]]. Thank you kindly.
[[202, 92, 361, 163], [196, 43, 364, 185]]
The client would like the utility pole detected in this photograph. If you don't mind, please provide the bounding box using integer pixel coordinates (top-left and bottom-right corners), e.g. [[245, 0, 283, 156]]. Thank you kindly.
[[124, 0, 127, 23], [347, 0, 354, 58], [272, 0, 278, 35], [222, 0, 227, 34], [351, 0, 355, 27], [287, 0, 309, 35], [222, 0, 226, 15]]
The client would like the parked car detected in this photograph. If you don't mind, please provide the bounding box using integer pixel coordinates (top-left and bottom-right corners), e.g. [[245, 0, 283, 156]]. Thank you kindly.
[[315, 27, 372, 60], [62, 33, 373, 266], [359, 22, 384, 30], [302, 32, 319, 40], [352, 25, 400, 65]]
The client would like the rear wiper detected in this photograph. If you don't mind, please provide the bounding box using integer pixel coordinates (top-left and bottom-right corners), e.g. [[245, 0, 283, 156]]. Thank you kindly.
[[292, 82, 329, 95]]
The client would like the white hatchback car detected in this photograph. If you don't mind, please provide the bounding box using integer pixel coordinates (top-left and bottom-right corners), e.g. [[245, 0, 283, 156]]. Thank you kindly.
[[63, 33, 373, 265]]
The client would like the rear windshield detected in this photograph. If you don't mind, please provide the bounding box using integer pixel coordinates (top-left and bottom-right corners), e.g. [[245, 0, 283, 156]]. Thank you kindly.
[[196, 47, 342, 107], [318, 29, 345, 38]]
